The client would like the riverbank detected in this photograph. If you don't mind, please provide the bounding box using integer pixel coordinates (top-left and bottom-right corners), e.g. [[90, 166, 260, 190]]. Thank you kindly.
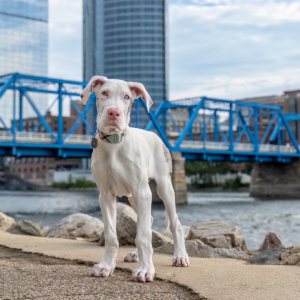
[[1, 230, 299, 300], [187, 185, 250, 193], [1, 190, 300, 250]]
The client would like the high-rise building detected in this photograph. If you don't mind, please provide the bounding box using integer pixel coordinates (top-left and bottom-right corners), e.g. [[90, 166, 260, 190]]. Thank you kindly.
[[0, 0, 48, 124], [83, 0, 168, 128]]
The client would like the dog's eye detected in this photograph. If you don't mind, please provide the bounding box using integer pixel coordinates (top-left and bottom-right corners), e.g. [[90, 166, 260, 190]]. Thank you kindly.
[[124, 95, 130, 100], [102, 91, 108, 96]]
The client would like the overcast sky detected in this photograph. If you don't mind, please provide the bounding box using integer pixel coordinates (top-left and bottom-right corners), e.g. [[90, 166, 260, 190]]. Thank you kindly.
[[49, 0, 300, 101]]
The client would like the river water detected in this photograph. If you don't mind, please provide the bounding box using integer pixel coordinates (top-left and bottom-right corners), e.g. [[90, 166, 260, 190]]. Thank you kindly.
[[0, 190, 299, 250]]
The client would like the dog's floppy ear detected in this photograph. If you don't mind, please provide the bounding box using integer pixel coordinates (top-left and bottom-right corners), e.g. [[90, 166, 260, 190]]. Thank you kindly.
[[81, 76, 107, 104], [128, 82, 153, 112]]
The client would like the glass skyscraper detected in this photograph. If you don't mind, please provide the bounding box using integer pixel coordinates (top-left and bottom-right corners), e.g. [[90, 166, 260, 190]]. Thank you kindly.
[[0, 0, 48, 125], [83, 0, 168, 128]]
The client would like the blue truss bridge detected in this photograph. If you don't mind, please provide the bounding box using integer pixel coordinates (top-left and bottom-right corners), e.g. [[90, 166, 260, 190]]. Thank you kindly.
[[1, 73, 300, 163]]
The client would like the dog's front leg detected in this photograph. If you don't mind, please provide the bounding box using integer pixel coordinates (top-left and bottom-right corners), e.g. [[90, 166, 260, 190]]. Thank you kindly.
[[91, 193, 118, 277], [131, 187, 155, 282]]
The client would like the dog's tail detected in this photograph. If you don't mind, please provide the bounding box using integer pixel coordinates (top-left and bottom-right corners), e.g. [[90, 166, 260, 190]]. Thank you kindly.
[[165, 210, 170, 229]]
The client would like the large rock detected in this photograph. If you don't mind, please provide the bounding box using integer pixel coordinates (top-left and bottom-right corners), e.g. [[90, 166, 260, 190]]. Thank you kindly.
[[278, 245, 300, 266], [186, 221, 248, 252], [0, 212, 15, 230], [159, 226, 191, 240], [116, 202, 137, 246], [44, 213, 103, 242], [152, 230, 173, 248], [155, 239, 248, 259], [7, 220, 44, 236], [99, 203, 172, 248], [259, 232, 285, 252], [247, 247, 290, 265]]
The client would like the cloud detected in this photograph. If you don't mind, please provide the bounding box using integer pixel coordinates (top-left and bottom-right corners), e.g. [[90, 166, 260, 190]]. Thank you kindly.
[[170, 1, 300, 26], [169, 0, 300, 100], [48, 0, 82, 81]]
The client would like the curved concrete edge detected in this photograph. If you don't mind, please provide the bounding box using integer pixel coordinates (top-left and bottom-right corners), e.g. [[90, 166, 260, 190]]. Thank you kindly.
[[1, 230, 299, 300]]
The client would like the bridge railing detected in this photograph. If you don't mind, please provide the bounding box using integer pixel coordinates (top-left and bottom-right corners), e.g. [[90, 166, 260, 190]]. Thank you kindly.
[[169, 140, 296, 153], [1, 73, 300, 161]]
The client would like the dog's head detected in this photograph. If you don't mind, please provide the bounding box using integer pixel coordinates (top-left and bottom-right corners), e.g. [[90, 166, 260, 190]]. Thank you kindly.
[[81, 76, 153, 135]]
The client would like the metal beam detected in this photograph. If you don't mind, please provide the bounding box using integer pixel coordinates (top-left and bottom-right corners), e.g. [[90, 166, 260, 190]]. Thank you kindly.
[[22, 90, 58, 141], [0, 75, 14, 98], [173, 98, 204, 150]]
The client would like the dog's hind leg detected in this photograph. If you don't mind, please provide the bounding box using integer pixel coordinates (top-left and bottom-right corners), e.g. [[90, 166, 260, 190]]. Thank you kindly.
[[124, 195, 153, 263], [156, 177, 189, 267]]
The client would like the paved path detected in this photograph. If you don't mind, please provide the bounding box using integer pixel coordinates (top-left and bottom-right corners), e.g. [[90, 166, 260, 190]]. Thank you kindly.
[[0, 246, 199, 300], [0, 230, 300, 300]]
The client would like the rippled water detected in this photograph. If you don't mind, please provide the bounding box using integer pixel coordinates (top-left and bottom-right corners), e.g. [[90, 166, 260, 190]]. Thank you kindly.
[[1, 190, 300, 250]]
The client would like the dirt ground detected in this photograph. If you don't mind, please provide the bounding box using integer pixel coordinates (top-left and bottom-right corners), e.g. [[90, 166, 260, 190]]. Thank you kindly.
[[0, 246, 200, 300]]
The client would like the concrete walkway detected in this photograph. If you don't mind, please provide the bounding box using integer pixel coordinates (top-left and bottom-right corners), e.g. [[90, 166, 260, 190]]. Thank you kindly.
[[1, 230, 299, 300]]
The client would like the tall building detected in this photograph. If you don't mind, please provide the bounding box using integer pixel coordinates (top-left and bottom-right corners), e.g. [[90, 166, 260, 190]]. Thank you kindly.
[[0, 0, 48, 124], [83, 0, 168, 128]]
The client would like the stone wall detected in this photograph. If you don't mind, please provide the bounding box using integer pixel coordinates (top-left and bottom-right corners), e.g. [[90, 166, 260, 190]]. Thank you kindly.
[[250, 159, 300, 199]]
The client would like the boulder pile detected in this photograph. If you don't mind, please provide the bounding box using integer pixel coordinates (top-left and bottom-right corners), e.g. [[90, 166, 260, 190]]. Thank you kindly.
[[2, 206, 298, 264]]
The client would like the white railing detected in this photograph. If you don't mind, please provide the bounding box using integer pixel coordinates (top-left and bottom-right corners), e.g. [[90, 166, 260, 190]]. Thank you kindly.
[[259, 144, 296, 153], [64, 134, 93, 145], [16, 132, 56, 143], [0, 131, 13, 142], [0, 131, 298, 153], [169, 139, 296, 153]]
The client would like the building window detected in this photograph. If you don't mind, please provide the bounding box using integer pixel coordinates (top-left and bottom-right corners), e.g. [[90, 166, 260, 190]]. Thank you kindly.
[[289, 98, 297, 114], [24, 168, 27, 173], [34, 157, 39, 163], [30, 168, 33, 172], [36, 168, 39, 172], [43, 166, 46, 170], [288, 98, 298, 138], [29, 158, 33, 163]]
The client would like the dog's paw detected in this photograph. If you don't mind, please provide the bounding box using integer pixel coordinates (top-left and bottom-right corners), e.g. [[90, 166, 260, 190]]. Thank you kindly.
[[91, 263, 115, 277], [124, 251, 139, 262], [172, 255, 189, 267], [131, 267, 155, 282]]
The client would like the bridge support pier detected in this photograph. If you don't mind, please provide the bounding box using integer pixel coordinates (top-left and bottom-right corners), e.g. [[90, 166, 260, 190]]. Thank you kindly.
[[149, 152, 188, 205], [171, 152, 188, 204], [250, 159, 300, 199]]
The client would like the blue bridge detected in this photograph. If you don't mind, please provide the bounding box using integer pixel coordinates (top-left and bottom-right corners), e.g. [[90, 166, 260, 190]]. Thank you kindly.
[[1, 73, 300, 163]]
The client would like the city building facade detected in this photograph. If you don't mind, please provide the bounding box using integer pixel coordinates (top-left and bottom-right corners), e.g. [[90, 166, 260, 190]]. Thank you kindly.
[[283, 89, 300, 141], [83, 0, 168, 128], [236, 93, 300, 145], [0, 0, 49, 124]]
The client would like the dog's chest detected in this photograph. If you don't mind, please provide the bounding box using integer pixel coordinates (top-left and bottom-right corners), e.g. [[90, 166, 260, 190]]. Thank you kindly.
[[91, 148, 139, 196]]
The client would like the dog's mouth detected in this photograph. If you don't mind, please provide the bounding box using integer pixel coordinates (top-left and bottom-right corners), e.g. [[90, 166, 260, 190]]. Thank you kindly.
[[99, 122, 124, 134]]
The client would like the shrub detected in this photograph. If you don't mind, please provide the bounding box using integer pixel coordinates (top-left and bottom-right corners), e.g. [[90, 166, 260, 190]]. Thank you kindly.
[[51, 177, 97, 189], [222, 175, 244, 190]]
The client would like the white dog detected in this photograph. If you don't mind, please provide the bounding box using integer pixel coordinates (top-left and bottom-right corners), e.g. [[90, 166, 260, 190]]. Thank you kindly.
[[81, 76, 189, 283]]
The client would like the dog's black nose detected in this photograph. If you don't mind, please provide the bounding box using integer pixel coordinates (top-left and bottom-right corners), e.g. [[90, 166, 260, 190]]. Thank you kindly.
[[80, 94, 83, 99]]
